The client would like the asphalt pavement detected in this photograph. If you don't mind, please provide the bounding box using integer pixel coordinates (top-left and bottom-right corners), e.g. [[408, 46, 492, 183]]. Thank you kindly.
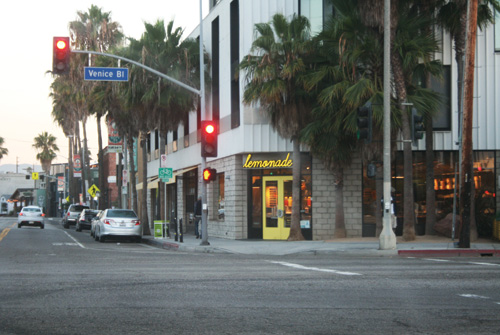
[[142, 230, 500, 257]]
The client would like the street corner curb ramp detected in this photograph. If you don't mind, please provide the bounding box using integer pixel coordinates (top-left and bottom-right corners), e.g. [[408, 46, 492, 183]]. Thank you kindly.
[[398, 249, 500, 257]]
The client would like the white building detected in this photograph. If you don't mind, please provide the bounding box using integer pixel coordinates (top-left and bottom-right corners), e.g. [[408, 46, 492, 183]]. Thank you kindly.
[[137, 0, 500, 240]]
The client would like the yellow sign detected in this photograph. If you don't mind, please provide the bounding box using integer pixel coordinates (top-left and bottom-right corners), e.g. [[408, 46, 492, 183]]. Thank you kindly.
[[32, 172, 39, 180], [243, 153, 293, 169], [88, 184, 100, 198]]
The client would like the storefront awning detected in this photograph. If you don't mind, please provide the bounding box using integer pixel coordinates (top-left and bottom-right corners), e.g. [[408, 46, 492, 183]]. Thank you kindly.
[[136, 176, 159, 190], [165, 166, 198, 185]]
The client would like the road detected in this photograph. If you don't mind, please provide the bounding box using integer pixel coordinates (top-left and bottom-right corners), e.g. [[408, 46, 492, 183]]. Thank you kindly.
[[1, 217, 499, 335]]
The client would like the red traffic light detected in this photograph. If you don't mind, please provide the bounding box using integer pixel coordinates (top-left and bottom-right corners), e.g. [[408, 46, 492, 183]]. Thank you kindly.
[[53, 37, 70, 75], [205, 124, 215, 134], [56, 40, 68, 50], [203, 168, 217, 182], [201, 120, 218, 157]]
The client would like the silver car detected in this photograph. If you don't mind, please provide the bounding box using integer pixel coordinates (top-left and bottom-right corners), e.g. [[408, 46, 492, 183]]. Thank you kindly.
[[18, 206, 45, 229], [94, 209, 142, 243], [62, 204, 89, 229]]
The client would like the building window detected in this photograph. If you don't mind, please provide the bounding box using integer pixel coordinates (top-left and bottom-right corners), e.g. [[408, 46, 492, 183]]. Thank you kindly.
[[173, 130, 178, 152], [154, 129, 159, 150], [429, 65, 451, 130], [230, 0, 240, 129], [496, 9, 500, 51], [212, 17, 220, 125], [184, 114, 189, 148], [299, 0, 334, 35]]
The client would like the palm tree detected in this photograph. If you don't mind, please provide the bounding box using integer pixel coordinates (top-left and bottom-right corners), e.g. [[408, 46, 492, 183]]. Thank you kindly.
[[33, 132, 59, 215], [240, 13, 316, 241], [0, 137, 8, 162], [436, 0, 500, 242], [69, 5, 124, 207]]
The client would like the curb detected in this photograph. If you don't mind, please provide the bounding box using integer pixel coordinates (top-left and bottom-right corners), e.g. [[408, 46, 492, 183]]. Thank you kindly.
[[398, 249, 500, 257]]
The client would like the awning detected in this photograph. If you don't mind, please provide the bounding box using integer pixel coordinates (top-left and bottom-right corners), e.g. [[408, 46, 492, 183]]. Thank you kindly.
[[165, 166, 198, 185], [135, 167, 197, 188], [136, 176, 159, 190]]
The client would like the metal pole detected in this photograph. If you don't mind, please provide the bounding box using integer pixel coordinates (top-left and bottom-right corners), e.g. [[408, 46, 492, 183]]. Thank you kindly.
[[199, 0, 209, 246], [379, 0, 397, 249]]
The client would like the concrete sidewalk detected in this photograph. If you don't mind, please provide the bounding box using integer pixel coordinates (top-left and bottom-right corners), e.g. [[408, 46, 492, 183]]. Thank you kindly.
[[142, 233, 500, 257]]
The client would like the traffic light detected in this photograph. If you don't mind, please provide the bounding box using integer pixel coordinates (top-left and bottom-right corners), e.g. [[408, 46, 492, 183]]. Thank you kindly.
[[202, 168, 217, 183], [356, 102, 372, 143], [201, 120, 218, 157], [411, 108, 424, 142], [53, 37, 70, 75]]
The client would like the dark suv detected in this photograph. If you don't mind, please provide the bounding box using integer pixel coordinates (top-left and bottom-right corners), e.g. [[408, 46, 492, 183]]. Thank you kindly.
[[76, 209, 99, 232], [62, 204, 89, 229]]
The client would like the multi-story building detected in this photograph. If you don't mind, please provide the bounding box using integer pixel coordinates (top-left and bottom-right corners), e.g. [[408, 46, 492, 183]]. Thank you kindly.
[[136, 0, 500, 240]]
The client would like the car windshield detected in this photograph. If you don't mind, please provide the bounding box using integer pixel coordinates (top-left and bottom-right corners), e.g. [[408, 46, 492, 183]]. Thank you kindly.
[[107, 210, 137, 218], [23, 208, 41, 213], [71, 205, 89, 212]]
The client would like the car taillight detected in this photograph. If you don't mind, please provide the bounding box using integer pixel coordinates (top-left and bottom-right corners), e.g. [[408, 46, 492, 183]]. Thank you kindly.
[[19, 213, 23, 216], [133, 220, 141, 226], [41, 213, 45, 217], [103, 219, 113, 225], [67, 212, 70, 216]]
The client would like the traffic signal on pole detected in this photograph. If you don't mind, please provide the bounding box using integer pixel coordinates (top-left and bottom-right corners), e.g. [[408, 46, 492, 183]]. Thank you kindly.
[[356, 102, 372, 143], [203, 168, 217, 183], [411, 108, 424, 142], [53, 37, 70, 75], [201, 120, 218, 157]]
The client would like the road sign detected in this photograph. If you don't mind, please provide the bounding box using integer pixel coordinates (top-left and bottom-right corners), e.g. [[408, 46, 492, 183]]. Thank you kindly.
[[32, 172, 39, 180], [88, 184, 101, 198], [84, 67, 129, 82], [159, 167, 173, 181]]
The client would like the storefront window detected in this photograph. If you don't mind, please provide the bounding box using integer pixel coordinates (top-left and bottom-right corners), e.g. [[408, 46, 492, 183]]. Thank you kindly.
[[496, 9, 500, 51], [299, 0, 334, 35], [394, 151, 495, 237], [362, 151, 496, 237]]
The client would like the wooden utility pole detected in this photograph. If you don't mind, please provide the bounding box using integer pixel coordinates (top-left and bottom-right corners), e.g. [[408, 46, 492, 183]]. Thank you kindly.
[[459, 0, 478, 249]]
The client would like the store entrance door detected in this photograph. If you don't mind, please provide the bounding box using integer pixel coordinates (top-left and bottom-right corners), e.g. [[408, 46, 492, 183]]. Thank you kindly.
[[263, 176, 293, 240]]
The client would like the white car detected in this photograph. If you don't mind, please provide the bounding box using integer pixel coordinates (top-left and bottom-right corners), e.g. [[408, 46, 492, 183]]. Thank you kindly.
[[94, 209, 142, 243], [18, 206, 45, 229]]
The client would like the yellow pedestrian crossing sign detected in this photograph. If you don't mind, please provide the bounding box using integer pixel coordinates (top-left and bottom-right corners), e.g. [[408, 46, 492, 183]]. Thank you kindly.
[[88, 184, 100, 198], [32, 172, 39, 180]]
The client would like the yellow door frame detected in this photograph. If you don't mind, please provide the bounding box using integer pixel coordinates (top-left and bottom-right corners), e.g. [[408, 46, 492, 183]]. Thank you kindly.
[[262, 176, 293, 240]]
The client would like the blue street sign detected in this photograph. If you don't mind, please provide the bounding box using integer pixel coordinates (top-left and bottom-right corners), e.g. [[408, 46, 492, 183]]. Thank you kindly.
[[84, 67, 129, 81]]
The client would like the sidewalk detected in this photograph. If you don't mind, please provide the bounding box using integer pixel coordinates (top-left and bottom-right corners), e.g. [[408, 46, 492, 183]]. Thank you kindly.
[[142, 233, 500, 257]]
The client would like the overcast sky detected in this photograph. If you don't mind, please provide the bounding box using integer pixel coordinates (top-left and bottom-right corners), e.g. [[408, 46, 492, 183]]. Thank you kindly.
[[0, 0, 207, 169]]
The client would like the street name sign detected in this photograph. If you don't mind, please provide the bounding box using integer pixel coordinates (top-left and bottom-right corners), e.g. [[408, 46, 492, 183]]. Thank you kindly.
[[159, 167, 173, 182], [84, 67, 129, 81]]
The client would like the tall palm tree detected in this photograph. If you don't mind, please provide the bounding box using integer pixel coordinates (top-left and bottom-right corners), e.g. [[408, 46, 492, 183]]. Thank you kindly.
[[0, 137, 8, 162], [33, 132, 59, 215], [240, 13, 316, 241], [69, 5, 124, 207], [436, 0, 500, 241]]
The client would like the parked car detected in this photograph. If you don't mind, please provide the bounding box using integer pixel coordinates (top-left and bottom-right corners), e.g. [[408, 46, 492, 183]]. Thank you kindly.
[[62, 204, 89, 229], [90, 210, 103, 238], [76, 209, 99, 232], [94, 209, 142, 243], [17, 206, 45, 229]]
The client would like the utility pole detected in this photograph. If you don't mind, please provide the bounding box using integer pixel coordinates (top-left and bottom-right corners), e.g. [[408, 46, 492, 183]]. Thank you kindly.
[[459, 0, 478, 249], [379, 0, 397, 249]]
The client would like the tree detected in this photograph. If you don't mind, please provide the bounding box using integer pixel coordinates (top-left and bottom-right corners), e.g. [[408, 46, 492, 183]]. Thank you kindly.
[[69, 5, 124, 210], [240, 13, 316, 241], [437, 0, 500, 245], [0, 137, 8, 162], [33, 132, 59, 215]]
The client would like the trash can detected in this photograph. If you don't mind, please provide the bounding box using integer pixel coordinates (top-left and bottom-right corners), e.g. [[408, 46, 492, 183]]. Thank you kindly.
[[154, 220, 164, 239]]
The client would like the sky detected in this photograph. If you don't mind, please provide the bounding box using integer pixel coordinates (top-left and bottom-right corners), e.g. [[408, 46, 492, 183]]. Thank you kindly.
[[0, 0, 208, 170]]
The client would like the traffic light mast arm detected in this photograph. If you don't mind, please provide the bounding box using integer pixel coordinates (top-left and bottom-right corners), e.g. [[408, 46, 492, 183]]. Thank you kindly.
[[71, 50, 201, 96]]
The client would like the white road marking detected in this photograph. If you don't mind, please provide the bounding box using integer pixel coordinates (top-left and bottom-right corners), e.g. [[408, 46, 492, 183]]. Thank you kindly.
[[458, 294, 489, 299], [63, 231, 85, 249], [269, 261, 361, 276], [467, 261, 500, 267], [423, 258, 451, 262]]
